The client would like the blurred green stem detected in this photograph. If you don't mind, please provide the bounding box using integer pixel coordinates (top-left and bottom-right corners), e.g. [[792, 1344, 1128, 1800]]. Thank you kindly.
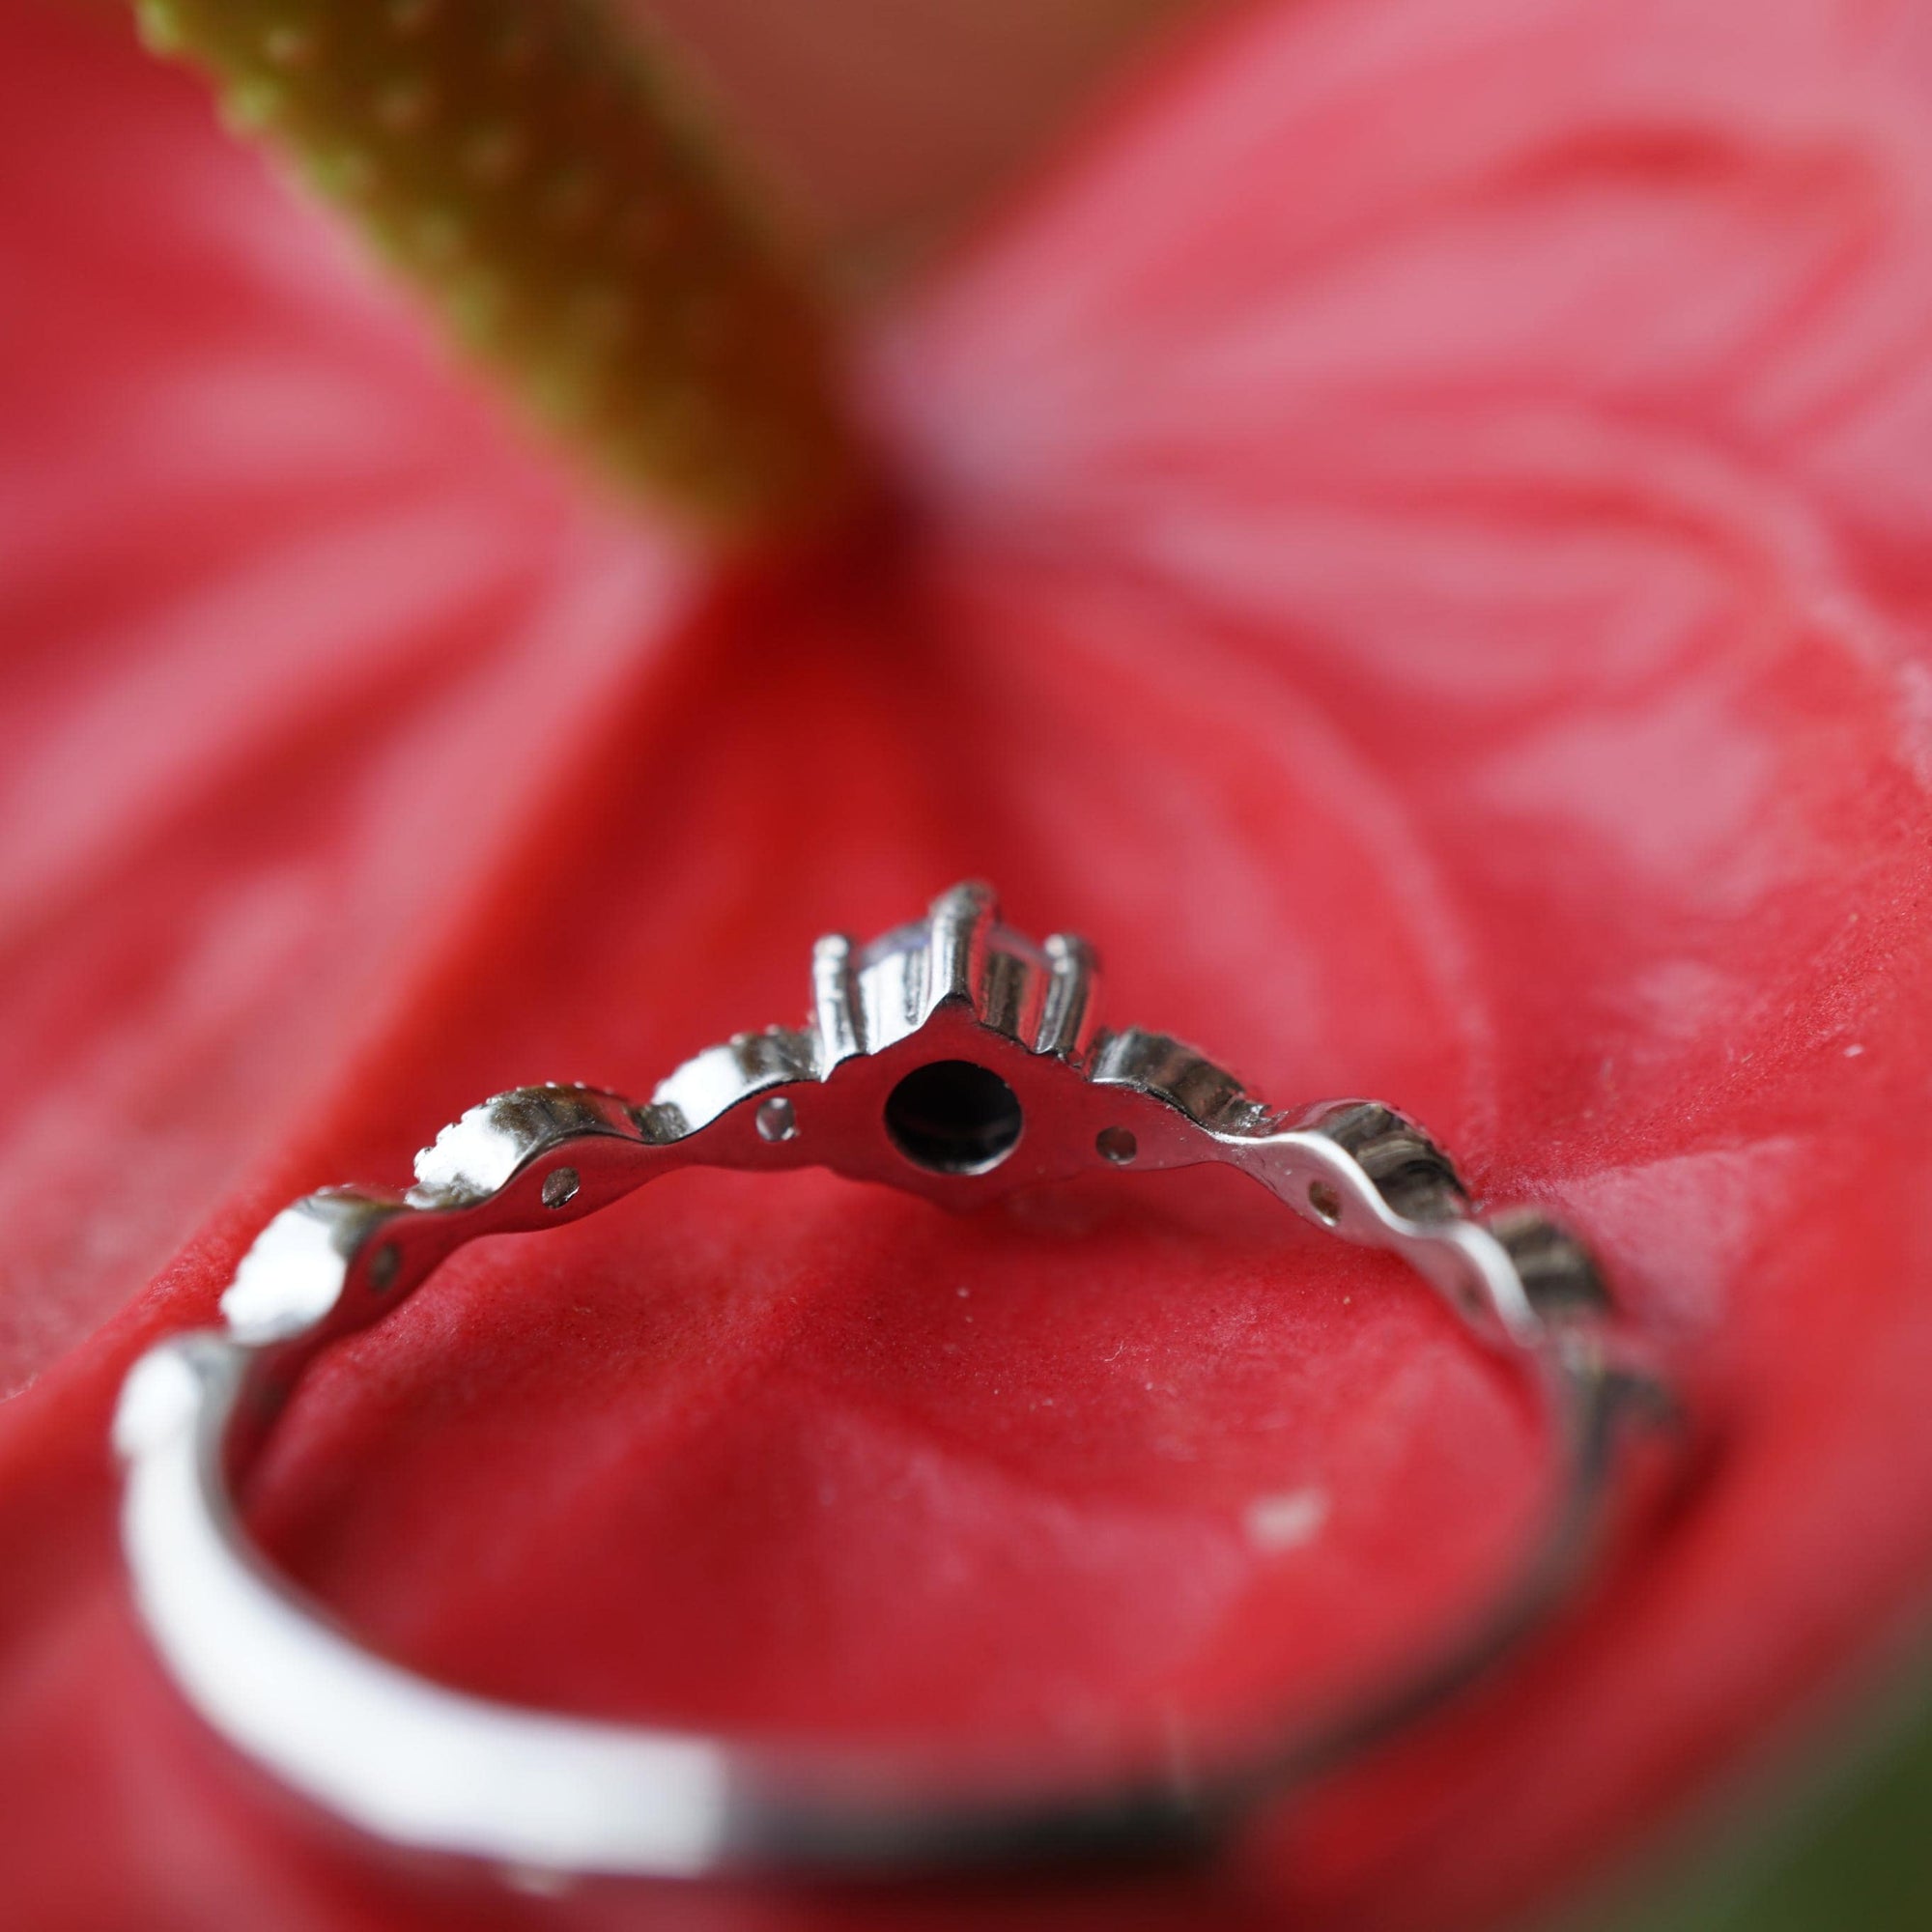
[[133, 0, 867, 540]]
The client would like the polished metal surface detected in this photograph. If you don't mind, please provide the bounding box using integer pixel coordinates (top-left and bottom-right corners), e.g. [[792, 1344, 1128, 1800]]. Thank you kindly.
[[114, 884, 1676, 1881]]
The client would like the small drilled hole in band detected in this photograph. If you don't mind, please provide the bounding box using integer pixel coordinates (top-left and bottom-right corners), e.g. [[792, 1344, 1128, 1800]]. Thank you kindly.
[[755, 1095, 799, 1143], [367, 1242, 400, 1292], [541, 1167, 581, 1208], [1308, 1180, 1343, 1225], [1096, 1125, 1137, 1165], [885, 1061, 1023, 1175]]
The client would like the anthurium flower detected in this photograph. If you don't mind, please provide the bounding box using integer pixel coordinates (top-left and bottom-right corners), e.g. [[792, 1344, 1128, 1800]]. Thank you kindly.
[[6, 0, 1932, 1926]]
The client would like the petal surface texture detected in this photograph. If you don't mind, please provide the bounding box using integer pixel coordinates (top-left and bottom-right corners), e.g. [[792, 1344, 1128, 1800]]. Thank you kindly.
[[7, 2, 1932, 1930]]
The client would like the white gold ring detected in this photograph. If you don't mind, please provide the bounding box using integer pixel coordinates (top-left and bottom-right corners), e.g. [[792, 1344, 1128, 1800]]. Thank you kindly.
[[114, 883, 1677, 1881]]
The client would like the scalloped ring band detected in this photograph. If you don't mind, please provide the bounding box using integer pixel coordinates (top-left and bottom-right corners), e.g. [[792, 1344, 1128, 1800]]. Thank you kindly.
[[114, 885, 1676, 1882]]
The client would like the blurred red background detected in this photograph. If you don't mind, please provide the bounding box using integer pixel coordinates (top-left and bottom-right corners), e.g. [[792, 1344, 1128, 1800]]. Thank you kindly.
[[7, 0, 1932, 1926]]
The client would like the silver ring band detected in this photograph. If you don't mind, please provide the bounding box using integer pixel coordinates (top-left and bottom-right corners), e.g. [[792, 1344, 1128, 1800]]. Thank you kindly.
[[114, 884, 1677, 1881]]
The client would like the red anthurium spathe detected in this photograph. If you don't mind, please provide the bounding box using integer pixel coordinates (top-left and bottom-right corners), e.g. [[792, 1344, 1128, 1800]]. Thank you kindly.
[[7, 0, 1932, 1927]]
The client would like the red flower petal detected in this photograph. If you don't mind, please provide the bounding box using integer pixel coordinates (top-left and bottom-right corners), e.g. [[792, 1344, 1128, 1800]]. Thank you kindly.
[[7, 1, 1932, 1928], [0, 0, 694, 1388]]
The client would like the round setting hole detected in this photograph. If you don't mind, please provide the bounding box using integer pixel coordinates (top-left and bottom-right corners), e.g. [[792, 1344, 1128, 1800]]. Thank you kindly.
[[541, 1166, 581, 1209], [884, 1061, 1023, 1175], [755, 1095, 799, 1144], [1096, 1125, 1137, 1166], [1307, 1180, 1343, 1226]]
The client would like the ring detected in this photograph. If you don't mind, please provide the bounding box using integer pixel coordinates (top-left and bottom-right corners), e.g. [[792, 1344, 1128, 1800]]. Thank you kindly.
[[114, 883, 1677, 1881]]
